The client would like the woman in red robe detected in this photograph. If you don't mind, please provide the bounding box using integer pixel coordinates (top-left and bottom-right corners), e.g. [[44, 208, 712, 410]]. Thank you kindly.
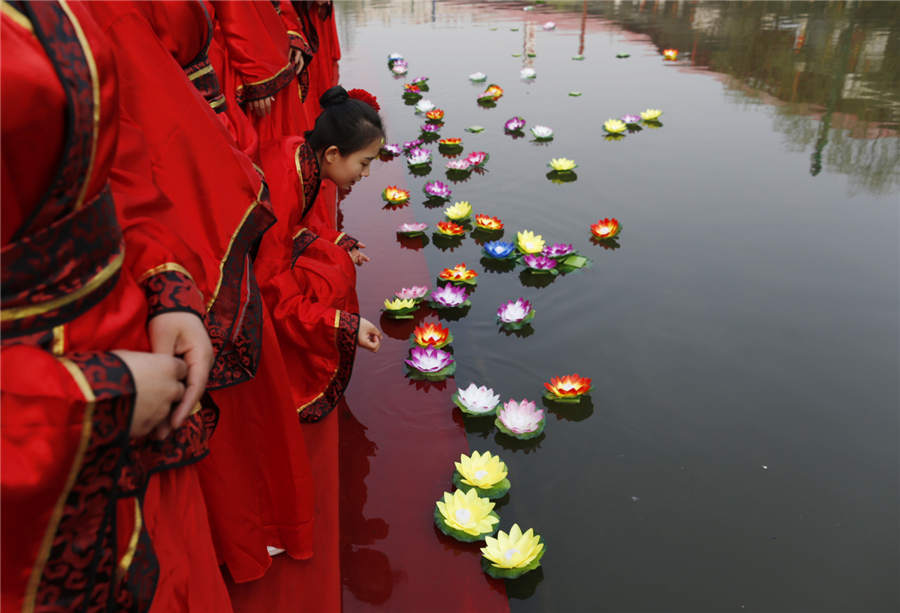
[[212, 0, 309, 146], [254, 85, 384, 609], [1, 2, 227, 610], [85, 0, 317, 586]]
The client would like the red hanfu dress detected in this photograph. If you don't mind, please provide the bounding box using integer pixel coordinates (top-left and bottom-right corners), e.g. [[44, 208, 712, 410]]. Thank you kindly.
[[85, 0, 316, 584], [1, 2, 227, 611], [253, 135, 361, 610], [212, 0, 308, 144]]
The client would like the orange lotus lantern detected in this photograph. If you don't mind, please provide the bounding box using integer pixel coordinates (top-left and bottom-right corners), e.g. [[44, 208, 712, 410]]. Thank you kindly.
[[439, 137, 462, 146], [544, 374, 592, 401], [439, 263, 478, 285], [663, 48, 678, 61], [590, 217, 620, 239], [436, 221, 465, 236], [411, 321, 453, 349], [475, 215, 504, 231], [426, 109, 445, 121]]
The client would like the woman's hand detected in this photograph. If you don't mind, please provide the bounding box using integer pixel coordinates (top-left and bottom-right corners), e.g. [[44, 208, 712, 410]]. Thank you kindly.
[[289, 48, 305, 75], [349, 242, 370, 266], [147, 311, 213, 434], [112, 350, 188, 439], [357, 317, 382, 352], [246, 96, 274, 117]]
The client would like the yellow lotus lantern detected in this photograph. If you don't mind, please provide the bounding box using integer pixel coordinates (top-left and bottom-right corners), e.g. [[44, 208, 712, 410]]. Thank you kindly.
[[444, 201, 472, 221], [640, 108, 663, 121], [480, 523, 545, 579], [434, 488, 500, 542], [516, 230, 545, 255], [453, 450, 510, 499]]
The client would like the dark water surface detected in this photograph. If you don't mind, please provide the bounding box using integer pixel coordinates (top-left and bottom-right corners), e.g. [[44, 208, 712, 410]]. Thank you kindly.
[[337, 2, 899, 611]]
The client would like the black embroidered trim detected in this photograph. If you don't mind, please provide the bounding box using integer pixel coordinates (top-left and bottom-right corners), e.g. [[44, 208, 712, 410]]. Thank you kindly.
[[298, 311, 359, 423], [142, 270, 204, 320]]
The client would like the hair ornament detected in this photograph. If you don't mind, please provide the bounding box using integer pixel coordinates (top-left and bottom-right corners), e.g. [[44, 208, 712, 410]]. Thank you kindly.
[[347, 88, 381, 112]]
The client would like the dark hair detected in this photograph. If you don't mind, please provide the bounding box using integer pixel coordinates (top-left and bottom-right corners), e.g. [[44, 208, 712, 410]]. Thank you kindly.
[[306, 86, 385, 156]]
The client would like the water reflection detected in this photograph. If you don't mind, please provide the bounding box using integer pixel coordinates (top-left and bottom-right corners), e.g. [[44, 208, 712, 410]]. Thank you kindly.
[[543, 395, 595, 423], [342, 0, 899, 195]]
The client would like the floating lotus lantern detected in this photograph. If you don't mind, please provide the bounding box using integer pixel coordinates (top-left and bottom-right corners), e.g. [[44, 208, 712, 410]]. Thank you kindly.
[[388, 52, 404, 62], [429, 285, 470, 309], [481, 524, 545, 579], [406, 346, 455, 381], [438, 263, 478, 286], [603, 118, 627, 135], [424, 181, 452, 200], [403, 138, 423, 151], [520, 68, 536, 79], [497, 298, 535, 330], [663, 48, 678, 61], [544, 373, 593, 402], [469, 72, 487, 83], [453, 450, 510, 499], [495, 399, 545, 439], [410, 321, 452, 349], [436, 220, 465, 236], [478, 84, 504, 104], [568, 91, 582, 97], [421, 123, 440, 134], [475, 215, 503, 231], [621, 114, 641, 125], [438, 137, 463, 155], [382, 185, 410, 205], [415, 99, 436, 114], [383, 297, 418, 319], [465, 151, 488, 168], [406, 147, 432, 167], [640, 108, 663, 121], [396, 222, 428, 237], [466, 125, 485, 133], [425, 108, 444, 122], [548, 158, 577, 172], [444, 201, 472, 222], [516, 230, 545, 255], [531, 125, 553, 140], [522, 254, 558, 274], [452, 384, 502, 417], [590, 217, 621, 239], [394, 285, 428, 303], [446, 158, 473, 177], [542, 243, 575, 258], [403, 83, 421, 97], [381, 143, 402, 157], [483, 240, 516, 260], [411, 75, 430, 89], [542, 21, 556, 30], [391, 59, 408, 75], [504, 116, 526, 132], [434, 488, 499, 543]]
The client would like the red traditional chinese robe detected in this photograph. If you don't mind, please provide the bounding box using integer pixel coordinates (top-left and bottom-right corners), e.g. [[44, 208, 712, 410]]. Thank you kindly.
[[212, 0, 308, 145], [1, 2, 226, 611], [254, 135, 362, 610], [85, 0, 317, 585]]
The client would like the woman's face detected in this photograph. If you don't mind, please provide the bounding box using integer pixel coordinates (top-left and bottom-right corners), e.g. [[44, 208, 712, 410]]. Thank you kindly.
[[321, 138, 383, 190]]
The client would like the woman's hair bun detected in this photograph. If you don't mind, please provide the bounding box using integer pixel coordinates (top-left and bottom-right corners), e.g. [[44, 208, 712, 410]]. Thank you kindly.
[[320, 85, 349, 108]]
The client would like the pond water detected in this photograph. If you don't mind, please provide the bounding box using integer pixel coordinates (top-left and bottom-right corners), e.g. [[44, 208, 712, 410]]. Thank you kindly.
[[336, 2, 899, 611]]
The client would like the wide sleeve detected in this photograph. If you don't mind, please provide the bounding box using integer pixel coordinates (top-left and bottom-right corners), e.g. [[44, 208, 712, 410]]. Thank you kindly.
[[109, 114, 206, 322], [1, 345, 135, 609], [212, 0, 293, 104]]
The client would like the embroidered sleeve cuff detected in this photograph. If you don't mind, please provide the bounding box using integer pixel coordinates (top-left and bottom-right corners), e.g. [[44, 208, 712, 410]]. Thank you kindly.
[[235, 62, 295, 104], [335, 233, 359, 251], [141, 268, 205, 320], [287, 30, 313, 56], [291, 228, 319, 267], [61, 351, 137, 445]]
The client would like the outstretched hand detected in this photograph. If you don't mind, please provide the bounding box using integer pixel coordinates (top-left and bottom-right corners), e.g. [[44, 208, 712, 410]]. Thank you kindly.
[[349, 242, 370, 266], [357, 317, 382, 352]]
